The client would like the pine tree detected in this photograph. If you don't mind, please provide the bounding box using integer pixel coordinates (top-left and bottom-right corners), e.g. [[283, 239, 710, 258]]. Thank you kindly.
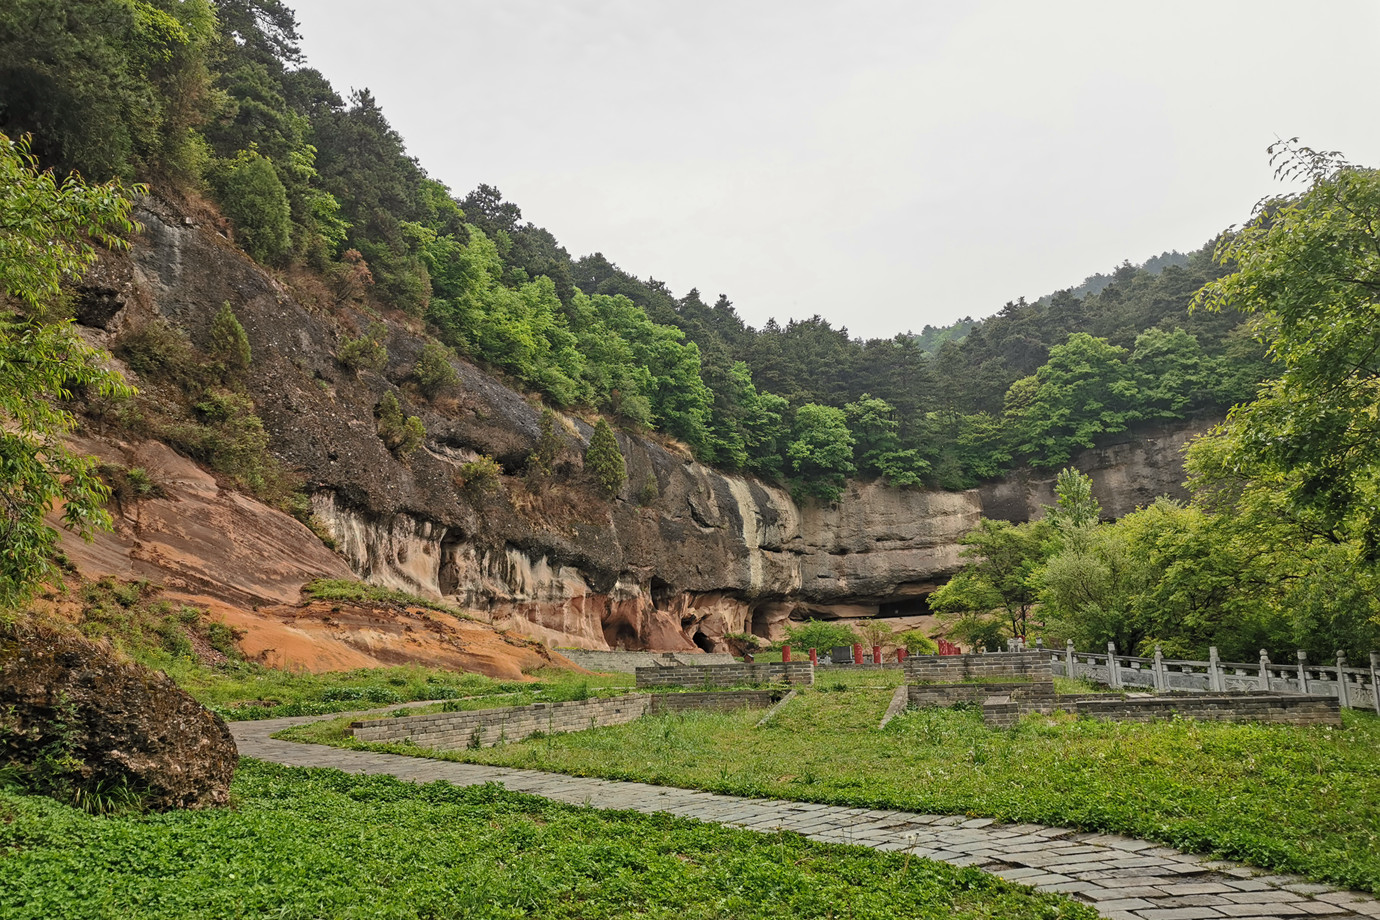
[[585, 418, 626, 498]]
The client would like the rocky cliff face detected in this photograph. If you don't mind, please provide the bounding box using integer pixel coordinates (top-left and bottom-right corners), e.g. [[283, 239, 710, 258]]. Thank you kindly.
[[73, 197, 1210, 653]]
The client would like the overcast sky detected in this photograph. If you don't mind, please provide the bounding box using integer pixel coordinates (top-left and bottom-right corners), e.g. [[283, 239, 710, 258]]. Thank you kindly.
[[288, 0, 1380, 340]]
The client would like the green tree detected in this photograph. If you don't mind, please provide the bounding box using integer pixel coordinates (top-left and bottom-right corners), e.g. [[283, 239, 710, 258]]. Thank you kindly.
[[785, 403, 855, 503], [413, 342, 458, 398], [782, 619, 858, 652], [929, 518, 1054, 641], [0, 134, 138, 608], [584, 419, 626, 498], [844, 393, 928, 488], [1193, 141, 1380, 557], [208, 147, 292, 264], [1047, 467, 1100, 533], [1003, 332, 1141, 468], [209, 302, 252, 374]]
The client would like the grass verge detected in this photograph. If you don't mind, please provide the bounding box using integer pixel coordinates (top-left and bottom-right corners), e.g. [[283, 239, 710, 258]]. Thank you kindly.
[[0, 759, 1097, 920], [301, 681, 1380, 893]]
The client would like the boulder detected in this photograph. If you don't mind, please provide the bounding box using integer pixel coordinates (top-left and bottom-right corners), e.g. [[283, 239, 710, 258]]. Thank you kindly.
[[0, 624, 236, 810]]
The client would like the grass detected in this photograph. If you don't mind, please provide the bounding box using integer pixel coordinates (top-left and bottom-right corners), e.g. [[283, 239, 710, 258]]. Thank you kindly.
[[301, 577, 474, 619], [0, 759, 1098, 920], [306, 679, 1380, 894], [178, 663, 633, 721]]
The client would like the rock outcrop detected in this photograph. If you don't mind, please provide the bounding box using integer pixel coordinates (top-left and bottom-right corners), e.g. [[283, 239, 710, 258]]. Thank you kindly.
[[0, 624, 237, 809], [68, 195, 1211, 654]]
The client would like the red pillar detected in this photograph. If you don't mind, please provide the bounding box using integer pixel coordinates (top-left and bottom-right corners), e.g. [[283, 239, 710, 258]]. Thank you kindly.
[[809, 647, 818, 665], [873, 645, 882, 666], [853, 643, 864, 664], [896, 648, 906, 663], [782, 644, 791, 663]]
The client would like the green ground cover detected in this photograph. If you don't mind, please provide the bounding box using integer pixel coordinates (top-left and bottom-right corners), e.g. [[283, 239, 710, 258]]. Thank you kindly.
[[0, 759, 1096, 920], [293, 678, 1380, 893], [179, 663, 632, 721]]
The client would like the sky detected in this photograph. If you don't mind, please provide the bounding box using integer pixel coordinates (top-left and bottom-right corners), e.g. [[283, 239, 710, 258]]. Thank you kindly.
[[288, 0, 1380, 340]]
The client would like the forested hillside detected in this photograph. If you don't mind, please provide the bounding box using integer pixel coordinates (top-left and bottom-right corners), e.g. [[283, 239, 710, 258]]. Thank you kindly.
[[1, 0, 1271, 502]]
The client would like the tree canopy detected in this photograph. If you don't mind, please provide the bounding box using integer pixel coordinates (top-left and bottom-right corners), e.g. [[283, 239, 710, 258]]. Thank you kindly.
[[0, 133, 137, 608]]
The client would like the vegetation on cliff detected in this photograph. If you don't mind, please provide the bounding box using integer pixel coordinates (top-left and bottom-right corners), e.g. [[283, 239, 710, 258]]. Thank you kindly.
[[932, 144, 1380, 661], [1, 0, 1274, 505]]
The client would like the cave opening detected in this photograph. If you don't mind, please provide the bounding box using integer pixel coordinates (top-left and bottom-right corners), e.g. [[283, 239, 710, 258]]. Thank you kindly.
[[877, 595, 932, 618], [749, 606, 773, 639], [691, 630, 715, 653], [650, 576, 675, 609]]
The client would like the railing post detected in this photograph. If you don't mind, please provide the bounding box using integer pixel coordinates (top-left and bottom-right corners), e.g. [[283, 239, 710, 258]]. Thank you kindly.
[[1107, 642, 1122, 689], [1258, 649, 1270, 691], [1152, 645, 1167, 692], [809, 647, 818, 666], [1208, 646, 1224, 692], [1336, 651, 1351, 709], [1368, 651, 1380, 717], [1296, 650, 1309, 695], [781, 644, 791, 663], [1370, 652, 1380, 715], [853, 643, 863, 665], [872, 645, 882, 666], [1066, 640, 1076, 681]]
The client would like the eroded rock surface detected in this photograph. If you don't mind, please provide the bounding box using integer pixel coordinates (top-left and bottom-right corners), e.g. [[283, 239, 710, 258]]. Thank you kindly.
[[70, 195, 1209, 654], [0, 624, 236, 809]]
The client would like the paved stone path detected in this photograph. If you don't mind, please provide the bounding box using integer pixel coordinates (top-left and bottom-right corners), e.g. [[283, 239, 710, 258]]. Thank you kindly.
[[233, 714, 1380, 920]]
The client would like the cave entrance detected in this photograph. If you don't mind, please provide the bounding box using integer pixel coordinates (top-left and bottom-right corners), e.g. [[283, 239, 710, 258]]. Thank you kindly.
[[691, 631, 715, 653], [877, 595, 932, 618], [603, 621, 641, 651]]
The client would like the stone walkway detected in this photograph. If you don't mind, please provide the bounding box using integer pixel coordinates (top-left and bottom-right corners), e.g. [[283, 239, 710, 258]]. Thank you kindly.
[[232, 714, 1380, 920]]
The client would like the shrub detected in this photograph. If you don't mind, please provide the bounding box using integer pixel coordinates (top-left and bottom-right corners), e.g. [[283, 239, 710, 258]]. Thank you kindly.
[[899, 629, 939, 655], [209, 302, 251, 375], [414, 342, 459, 398], [585, 419, 626, 498], [783, 619, 859, 652], [455, 455, 501, 495], [338, 323, 388, 373], [376, 392, 425, 457]]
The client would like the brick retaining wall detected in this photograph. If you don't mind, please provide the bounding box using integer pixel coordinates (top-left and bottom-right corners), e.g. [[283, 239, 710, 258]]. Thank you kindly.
[[1065, 692, 1342, 727], [558, 650, 738, 673], [648, 690, 779, 714], [353, 695, 652, 750], [351, 690, 782, 750], [908, 680, 1056, 708], [903, 652, 1052, 683], [634, 662, 814, 689]]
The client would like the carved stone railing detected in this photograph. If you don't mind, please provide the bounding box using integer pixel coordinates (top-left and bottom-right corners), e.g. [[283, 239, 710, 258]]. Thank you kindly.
[[1028, 639, 1380, 714]]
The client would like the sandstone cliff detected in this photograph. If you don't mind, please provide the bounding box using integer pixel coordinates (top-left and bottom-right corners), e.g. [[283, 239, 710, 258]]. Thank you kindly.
[[67, 196, 1211, 654]]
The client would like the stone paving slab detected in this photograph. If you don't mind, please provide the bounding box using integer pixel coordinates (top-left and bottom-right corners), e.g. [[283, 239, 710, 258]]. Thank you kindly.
[[231, 716, 1376, 920]]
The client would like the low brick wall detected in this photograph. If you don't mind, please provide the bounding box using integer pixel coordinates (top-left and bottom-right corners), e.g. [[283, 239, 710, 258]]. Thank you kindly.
[[351, 690, 784, 750], [976, 690, 1342, 728], [903, 652, 1052, 684], [1067, 692, 1342, 727], [352, 695, 652, 750], [908, 680, 1055, 708], [558, 650, 737, 673], [635, 662, 814, 689], [648, 690, 779, 714]]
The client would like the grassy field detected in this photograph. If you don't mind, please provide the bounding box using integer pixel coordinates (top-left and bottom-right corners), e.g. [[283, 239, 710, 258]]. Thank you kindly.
[[289, 671, 1380, 894], [176, 662, 632, 721], [0, 760, 1097, 920]]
